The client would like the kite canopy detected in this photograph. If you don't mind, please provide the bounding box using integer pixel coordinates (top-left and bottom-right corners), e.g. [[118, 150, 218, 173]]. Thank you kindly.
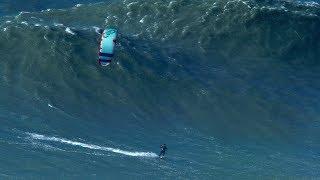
[[98, 28, 117, 66]]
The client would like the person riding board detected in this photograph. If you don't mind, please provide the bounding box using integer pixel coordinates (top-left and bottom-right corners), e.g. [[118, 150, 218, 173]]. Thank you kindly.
[[159, 144, 167, 158]]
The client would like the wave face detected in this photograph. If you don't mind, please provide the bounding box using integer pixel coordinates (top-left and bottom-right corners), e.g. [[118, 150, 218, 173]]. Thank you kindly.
[[0, 0, 105, 16], [1, 0, 320, 179], [3, 0, 319, 62]]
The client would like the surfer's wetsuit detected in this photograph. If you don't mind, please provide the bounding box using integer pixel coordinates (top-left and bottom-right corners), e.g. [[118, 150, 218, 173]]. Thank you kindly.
[[159, 144, 167, 157]]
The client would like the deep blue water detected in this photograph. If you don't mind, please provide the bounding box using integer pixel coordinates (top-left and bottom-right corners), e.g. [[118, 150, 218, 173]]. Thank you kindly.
[[0, 0, 320, 179], [0, 0, 107, 16]]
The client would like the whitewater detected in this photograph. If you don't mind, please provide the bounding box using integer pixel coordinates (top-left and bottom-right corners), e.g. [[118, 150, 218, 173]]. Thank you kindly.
[[27, 132, 158, 157]]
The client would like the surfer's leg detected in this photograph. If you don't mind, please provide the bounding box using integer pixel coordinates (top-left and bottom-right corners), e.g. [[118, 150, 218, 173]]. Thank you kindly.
[[159, 150, 164, 156]]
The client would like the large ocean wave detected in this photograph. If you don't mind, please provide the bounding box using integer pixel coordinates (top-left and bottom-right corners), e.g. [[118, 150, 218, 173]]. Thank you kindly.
[[2, 0, 319, 63], [1, 0, 320, 178], [0, 0, 319, 137]]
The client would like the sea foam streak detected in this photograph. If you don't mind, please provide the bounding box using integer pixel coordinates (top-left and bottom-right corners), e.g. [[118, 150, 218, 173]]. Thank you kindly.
[[27, 133, 158, 157], [65, 27, 75, 35]]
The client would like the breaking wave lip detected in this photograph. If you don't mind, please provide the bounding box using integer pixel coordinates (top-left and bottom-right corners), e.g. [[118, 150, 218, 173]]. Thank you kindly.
[[65, 27, 75, 35], [26, 133, 158, 158]]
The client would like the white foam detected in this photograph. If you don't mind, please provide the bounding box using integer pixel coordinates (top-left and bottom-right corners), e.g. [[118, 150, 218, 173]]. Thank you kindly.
[[19, 11, 30, 15], [21, 21, 28, 25], [27, 133, 158, 158], [54, 23, 64, 27], [65, 27, 75, 35], [126, 2, 138, 8], [48, 103, 61, 110], [139, 16, 147, 23], [41, 9, 51, 12], [32, 142, 65, 152], [304, 1, 319, 7], [75, 4, 83, 7], [15, 11, 28, 19], [92, 26, 101, 34], [168, 1, 177, 8]]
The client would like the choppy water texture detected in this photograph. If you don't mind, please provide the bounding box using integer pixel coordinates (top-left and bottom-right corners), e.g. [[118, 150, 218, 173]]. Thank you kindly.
[[0, 0, 320, 179]]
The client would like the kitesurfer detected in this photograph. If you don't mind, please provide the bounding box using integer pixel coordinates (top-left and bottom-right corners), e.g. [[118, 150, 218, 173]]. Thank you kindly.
[[159, 144, 167, 158]]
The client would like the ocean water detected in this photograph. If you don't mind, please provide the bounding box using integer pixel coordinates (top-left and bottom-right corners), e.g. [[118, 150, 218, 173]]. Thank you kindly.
[[0, 0, 320, 179]]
